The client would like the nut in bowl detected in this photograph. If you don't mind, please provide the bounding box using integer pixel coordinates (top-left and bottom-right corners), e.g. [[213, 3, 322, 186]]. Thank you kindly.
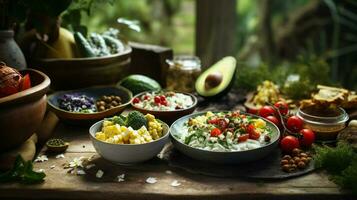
[[131, 90, 197, 124], [89, 111, 169, 165]]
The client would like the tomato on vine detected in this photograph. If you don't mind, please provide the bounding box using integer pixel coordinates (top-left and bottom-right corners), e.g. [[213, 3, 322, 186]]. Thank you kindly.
[[274, 101, 289, 116], [259, 106, 276, 118]]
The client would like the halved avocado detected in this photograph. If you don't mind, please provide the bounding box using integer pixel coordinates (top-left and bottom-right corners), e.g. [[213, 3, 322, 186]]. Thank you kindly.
[[195, 56, 237, 98]]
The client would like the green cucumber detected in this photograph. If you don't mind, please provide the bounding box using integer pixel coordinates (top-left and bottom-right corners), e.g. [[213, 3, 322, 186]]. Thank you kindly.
[[117, 74, 161, 95], [89, 33, 110, 56], [74, 32, 96, 57], [102, 35, 125, 54]]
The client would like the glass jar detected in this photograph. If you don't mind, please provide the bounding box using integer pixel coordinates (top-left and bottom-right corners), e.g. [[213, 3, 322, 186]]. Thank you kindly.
[[166, 55, 201, 92], [297, 105, 349, 141]]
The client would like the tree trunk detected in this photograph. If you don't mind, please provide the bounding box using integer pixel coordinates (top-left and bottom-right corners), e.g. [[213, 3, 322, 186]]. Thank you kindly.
[[195, 0, 237, 68], [258, 0, 276, 64]]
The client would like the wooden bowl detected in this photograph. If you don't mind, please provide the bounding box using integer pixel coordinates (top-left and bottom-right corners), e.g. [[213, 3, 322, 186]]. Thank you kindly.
[[32, 46, 131, 90], [0, 69, 50, 151], [47, 86, 132, 124], [131, 91, 197, 124]]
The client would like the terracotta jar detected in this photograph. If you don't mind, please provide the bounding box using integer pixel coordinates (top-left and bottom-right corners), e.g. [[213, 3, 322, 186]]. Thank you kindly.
[[0, 30, 27, 70]]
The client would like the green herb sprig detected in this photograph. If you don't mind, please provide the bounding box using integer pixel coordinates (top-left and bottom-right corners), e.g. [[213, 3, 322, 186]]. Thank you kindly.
[[0, 155, 46, 184], [314, 142, 357, 194]]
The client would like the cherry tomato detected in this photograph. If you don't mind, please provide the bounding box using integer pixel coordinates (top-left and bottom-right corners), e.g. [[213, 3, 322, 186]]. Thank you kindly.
[[265, 116, 280, 127], [238, 134, 249, 142], [247, 124, 260, 140], [20, 74, 31, 91], [287, 116, 304, 132], [161, 100, 168, 106], [274, 101, 289, 116], [132, 97, 140, 104], [154, 96, 161, 104], [160, 95, 166, 101], [280, 135, 300, 153], [210, 128, 222, 137], [143, 95, 150, 100], [259, 106, 276, 118], [299, 129, 315, 147]]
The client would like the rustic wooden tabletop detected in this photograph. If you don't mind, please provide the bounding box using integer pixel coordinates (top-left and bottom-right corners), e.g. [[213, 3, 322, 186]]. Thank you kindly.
[[0, 92, 354, 200]]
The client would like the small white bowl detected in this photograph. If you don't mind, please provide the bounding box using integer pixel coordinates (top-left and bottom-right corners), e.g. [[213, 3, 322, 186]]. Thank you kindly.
[[89, 120, 169, 165]]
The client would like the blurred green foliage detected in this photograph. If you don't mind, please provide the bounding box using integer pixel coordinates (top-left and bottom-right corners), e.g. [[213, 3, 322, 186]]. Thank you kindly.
[[61, 0, 193, 53], [56, 0, 356, 90], [235, 55, 332, 99]]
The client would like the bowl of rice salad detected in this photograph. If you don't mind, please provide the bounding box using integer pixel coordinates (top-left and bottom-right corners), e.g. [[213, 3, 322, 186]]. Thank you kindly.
[[131, 90, 197, 123], [170, 111, 280, 164]]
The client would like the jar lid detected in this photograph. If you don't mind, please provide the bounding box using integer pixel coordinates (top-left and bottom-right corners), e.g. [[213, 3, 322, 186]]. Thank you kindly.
[[166, 55, 201, 70]]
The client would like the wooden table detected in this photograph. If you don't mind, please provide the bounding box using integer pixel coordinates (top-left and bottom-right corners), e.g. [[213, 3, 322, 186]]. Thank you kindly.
[[0, 93, 354, 200]]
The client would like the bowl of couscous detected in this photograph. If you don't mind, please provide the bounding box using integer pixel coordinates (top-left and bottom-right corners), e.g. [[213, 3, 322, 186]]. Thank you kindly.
[[89, 111, 169, 164]]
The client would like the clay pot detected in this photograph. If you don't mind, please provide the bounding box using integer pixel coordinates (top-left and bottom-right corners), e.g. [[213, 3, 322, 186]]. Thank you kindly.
[[0, 69, 50, 151], [0, 30, 27, 70]]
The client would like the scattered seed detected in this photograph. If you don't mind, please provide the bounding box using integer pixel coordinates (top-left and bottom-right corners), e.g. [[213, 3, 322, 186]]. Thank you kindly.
[[117, 174, 125, 182], [146, 177, 157, 184], [77, 169, 86, 175], [35, 155, 48, 162], [85, 164, 96, 169], [56, 154, 65, 159], [96, 170, 104, 178], [36, 169, 45, 173], [170, 180, 181, 187]]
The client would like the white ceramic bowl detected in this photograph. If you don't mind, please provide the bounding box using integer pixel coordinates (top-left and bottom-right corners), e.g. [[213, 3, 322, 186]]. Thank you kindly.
[[89, 120, 169, 164]]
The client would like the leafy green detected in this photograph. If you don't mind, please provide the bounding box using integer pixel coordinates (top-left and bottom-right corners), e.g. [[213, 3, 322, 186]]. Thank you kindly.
[[184, 129, 204, 144], [0, 155, 46, 184], [110, 115, 126, 126], [314, 142, 357, 194]]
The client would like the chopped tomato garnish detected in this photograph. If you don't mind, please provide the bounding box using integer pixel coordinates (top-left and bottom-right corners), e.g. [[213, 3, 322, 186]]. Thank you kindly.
[[238, 134, 249, 142], [210, 128, 222, 137], [247, 124, 260, 140]]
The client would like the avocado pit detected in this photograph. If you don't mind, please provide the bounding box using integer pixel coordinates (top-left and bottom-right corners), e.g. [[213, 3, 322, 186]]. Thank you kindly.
[[204, 72, 223, 90]]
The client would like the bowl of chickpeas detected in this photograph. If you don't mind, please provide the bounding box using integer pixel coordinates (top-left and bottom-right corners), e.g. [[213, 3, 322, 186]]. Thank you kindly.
[[89, 112, 170, 164]]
